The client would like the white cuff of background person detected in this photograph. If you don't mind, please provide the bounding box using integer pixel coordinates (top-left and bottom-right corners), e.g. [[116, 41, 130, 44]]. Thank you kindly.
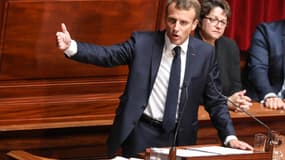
[[261, 93, 279, 104]]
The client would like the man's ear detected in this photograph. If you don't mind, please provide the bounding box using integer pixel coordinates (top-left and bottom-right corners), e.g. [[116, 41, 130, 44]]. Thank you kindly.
[[191, 19, 199, 31]]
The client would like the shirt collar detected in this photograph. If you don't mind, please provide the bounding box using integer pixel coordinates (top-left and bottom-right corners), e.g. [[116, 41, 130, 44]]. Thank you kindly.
[[164, 33, 189, 54]]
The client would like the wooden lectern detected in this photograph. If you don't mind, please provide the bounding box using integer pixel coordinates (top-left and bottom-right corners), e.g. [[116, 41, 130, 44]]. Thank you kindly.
[[180, 152, 272, 160], [141, 144, 273, 160]]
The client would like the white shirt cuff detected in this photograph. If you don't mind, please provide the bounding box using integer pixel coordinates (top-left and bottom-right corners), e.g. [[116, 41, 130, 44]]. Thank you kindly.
[[224, 135, 238, 146], [261, 93, 277, 103], [64, 40, 77, 57]]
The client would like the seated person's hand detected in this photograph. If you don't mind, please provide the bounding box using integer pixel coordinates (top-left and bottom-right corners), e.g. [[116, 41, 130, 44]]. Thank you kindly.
[[264, 96, 285, 110], [228, 90, 252, 112], [228, 139, 253, 151]]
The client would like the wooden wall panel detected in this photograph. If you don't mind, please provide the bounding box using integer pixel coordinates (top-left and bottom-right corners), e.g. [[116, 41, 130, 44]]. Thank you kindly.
[[0, 0, 165, 122], [0, 0, 7, 59], [0, 127, 112, 159], [0, 0, 167, 159], [0, 0, 162, 80]]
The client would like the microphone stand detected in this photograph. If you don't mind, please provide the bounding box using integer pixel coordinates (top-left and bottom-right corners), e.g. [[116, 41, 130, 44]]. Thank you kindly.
[[226, 98, 273, 151], [168, 82, 189, 160], [209, 73, 273, 151], [168, 118, 180, 160], [168, 146, 176, 160], [168, 106, 182, 160]]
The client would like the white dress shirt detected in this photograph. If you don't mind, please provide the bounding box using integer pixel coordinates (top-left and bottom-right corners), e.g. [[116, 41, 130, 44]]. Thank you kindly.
[[143, 34, 188, 121]]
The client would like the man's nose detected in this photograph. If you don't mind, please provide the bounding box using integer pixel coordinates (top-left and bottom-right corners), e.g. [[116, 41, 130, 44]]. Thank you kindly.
[[173, 22, 180, 30]]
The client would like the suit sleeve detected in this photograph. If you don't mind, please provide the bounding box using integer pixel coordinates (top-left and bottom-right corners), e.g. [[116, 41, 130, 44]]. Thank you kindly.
[[68, 33, 136, 67], [204, 48, 236, 143], [248, 25, 273, 99]]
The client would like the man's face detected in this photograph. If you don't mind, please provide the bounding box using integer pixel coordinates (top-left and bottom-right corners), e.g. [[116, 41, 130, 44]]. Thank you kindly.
[[165, 3, 198, 45]]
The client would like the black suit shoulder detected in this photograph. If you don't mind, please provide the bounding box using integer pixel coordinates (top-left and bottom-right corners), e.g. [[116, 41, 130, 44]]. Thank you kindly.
[[190, 36, 212, 47], [255, 20, 285, 38], [189, 36, 215, 54], [218, 36, 238, 48], [258, 20, 285, 30]]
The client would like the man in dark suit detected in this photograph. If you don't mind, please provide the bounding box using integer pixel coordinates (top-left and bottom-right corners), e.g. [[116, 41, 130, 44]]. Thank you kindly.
[[246, 20, 285, 110], [56, 0, 252, 157]]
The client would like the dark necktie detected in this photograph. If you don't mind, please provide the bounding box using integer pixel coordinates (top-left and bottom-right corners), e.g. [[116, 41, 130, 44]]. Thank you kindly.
[[162, 46, 181, 132]]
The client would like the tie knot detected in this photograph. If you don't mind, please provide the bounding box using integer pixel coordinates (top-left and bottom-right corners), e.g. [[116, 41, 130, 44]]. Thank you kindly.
[[173, 46, 181, 58]]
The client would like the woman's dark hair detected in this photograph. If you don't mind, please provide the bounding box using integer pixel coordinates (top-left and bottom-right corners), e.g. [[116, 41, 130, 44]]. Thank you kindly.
[[199, 0, 231, 20]]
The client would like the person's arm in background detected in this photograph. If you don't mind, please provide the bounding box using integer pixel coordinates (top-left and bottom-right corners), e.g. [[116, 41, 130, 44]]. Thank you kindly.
[[247, 23, 285, 109], [226, 40, 252, 111], [228, 90, 252, 111]]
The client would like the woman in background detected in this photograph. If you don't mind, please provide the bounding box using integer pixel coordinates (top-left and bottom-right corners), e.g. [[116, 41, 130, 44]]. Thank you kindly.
[[195, 0, 252, 111]]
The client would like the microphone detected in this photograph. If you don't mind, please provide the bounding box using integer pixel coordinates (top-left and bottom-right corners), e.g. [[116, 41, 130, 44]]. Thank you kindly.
[[169, 81, 190, 160], [209, 72, 273, 150]]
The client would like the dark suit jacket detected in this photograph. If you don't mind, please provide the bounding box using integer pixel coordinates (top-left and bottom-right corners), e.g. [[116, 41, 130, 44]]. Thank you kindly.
[[246, 20, 285, 101], [69, 30, 236, 156], [194, 30, 242, 96]]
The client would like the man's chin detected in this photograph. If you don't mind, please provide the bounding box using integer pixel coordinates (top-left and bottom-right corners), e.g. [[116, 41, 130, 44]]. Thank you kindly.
[[170, 39, 182, 45]]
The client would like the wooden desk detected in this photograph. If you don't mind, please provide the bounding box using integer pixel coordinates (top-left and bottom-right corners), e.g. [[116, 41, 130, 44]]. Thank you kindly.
[[141, 144, 273, 160], [142, 135, 285, 160], [277, 135, 285, 160], [197, 102, 285, 145], [1, 102, 283, 160]]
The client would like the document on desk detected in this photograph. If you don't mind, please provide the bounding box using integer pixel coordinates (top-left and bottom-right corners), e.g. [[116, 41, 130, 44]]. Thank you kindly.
[[146, 146, 253, 158], [150, 146, 253, 157], [186, 146, 253, 156], [150, 147, 217, 157], [111, 156, 143, 160]]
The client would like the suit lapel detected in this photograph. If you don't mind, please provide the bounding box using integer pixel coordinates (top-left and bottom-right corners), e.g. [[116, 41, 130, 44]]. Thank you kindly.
[[149, 35, 197, 96], [183, 37, 197, 85], [150, 32, 164, 89]]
